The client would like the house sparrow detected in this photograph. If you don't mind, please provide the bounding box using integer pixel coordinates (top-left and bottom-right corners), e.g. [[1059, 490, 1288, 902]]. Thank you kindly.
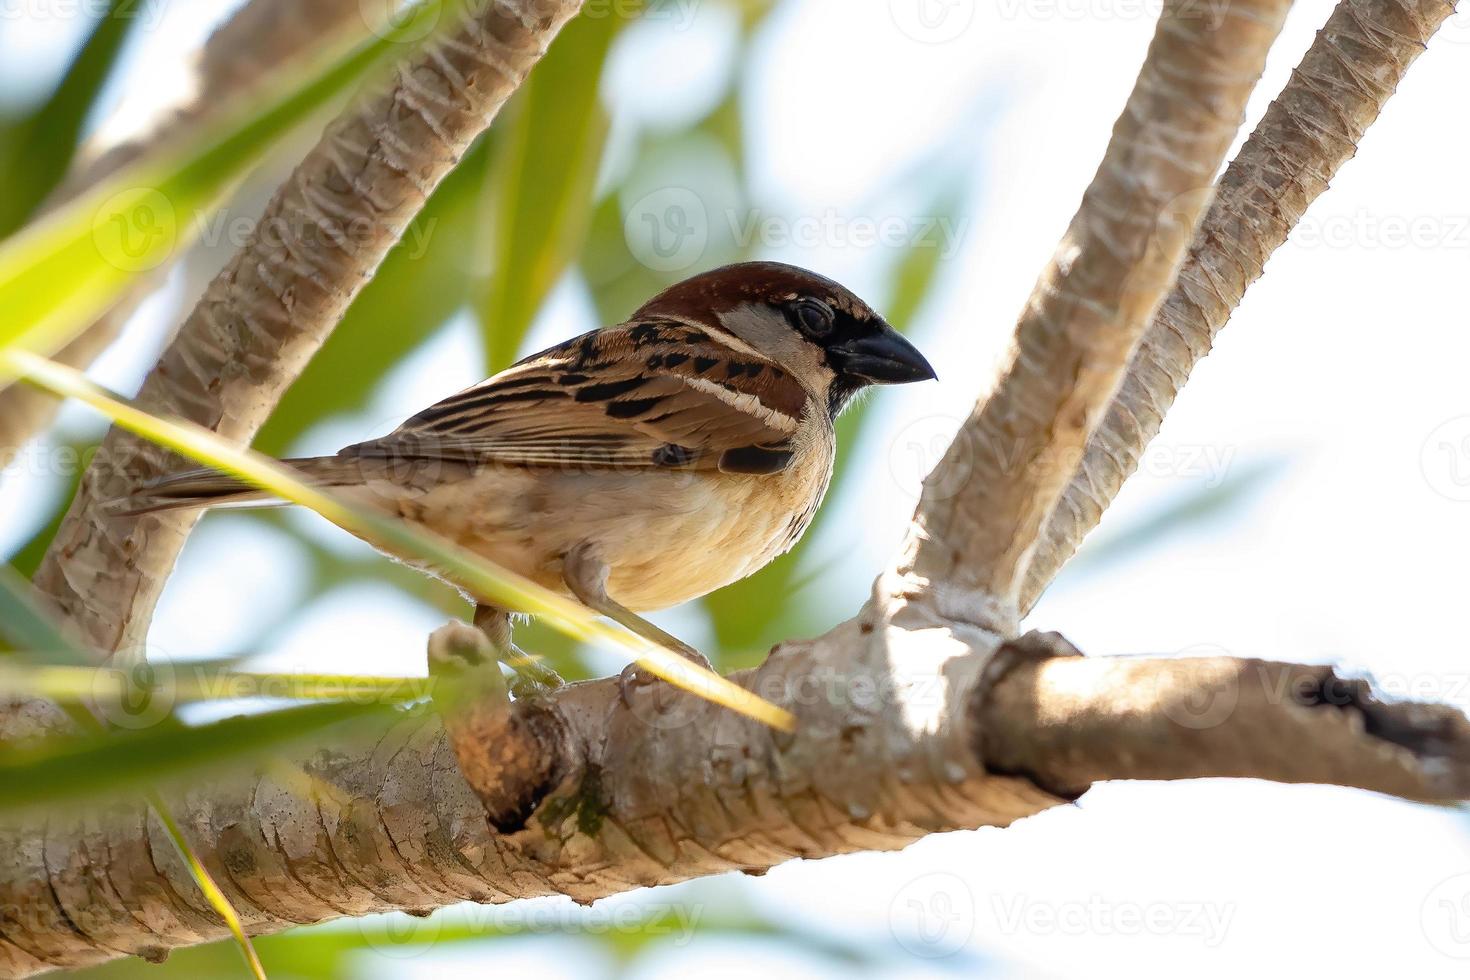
[[126, 261, 935, 687]]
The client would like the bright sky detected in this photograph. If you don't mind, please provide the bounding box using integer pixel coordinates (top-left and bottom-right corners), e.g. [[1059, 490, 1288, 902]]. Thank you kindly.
[[5, 0, 1470, 976]]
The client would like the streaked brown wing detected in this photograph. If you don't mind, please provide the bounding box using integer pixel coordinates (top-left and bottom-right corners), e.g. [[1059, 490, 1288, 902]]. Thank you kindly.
[[343, 319, 810, 474]]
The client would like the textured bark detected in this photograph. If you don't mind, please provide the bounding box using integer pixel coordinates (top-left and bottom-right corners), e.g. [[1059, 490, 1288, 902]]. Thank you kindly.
[[0, 0, 367, 467], [1019, 0, 1458, 612], [979, 633, 1470, 800], [31, 0, 586, 659], [886, 0, 1291, 628], [4, 619, 1467, 974]]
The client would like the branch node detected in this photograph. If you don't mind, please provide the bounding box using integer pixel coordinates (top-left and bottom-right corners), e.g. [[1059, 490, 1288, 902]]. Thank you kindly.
[[428, 621, 567, 833]]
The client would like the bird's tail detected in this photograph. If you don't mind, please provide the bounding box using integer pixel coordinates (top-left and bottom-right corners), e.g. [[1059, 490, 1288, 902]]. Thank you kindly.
[[113, 456, 363, 516]]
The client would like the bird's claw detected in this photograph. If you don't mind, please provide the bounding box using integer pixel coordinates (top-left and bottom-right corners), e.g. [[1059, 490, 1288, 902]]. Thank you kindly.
[[617, 648, 716, 710]]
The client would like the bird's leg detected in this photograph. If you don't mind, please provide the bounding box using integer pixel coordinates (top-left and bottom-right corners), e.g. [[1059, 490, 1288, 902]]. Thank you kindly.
[[561, 545, 715, 694], [473, 602, 564, 698]]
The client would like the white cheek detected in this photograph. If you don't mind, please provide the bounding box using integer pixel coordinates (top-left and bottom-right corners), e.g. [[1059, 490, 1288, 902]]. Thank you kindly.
[[717, 303, 833, 383]]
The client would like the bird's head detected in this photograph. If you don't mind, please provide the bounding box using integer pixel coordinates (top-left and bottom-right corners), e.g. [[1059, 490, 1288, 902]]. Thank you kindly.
[[634, 261, 936, 417]]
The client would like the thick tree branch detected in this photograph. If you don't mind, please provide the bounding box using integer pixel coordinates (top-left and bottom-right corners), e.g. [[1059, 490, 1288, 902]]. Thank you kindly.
[[885, 0, 1290, 630], [31, 0, 586, 659], [1019, 0, 1458, 611], [3, 621, 1466, 974], [980, 632, 1470, 801], [0, 0, 366, 467]]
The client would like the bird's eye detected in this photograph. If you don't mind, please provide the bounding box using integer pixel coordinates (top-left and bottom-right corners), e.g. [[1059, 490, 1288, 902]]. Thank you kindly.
[[791, 299, 835, 339]]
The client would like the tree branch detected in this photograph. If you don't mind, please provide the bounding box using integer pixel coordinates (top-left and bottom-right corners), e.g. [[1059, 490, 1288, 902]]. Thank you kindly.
[[1019, 0, 1458, 611], [0, 0, 367, 467], [979, 632, 1470, 801], [885, 0, 1291, 629], [3, 621, 1465, 974], [30, 0, 586, 659]]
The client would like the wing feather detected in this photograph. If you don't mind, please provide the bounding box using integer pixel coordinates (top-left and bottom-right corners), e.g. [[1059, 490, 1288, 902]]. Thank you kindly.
[[343, 318, 811, 474]]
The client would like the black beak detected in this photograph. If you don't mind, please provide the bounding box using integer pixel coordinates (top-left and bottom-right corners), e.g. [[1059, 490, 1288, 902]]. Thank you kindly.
[[829, 325, 936, 385]]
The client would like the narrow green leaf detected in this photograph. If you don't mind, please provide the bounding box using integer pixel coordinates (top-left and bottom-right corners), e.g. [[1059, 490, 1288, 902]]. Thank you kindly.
[[1, 352, 794, 730], [0, 0, 449, 360], [146, 790, 268, 980], [0, 559, 268, 970], [0, 563, 84, 660], [0, 0, 139, 235], [477, 8, 628, 371], [0, 662, 433, 706], [0, 700, 400, 813]]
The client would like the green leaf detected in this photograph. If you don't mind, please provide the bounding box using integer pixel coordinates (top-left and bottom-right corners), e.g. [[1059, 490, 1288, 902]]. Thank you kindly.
[[0, 0, 139, 236], [0, 567, 271, 974], [476, 7, 628, 372], [0, 699, 402, 813], [0, 0, 449, 361], [146, 790, 268, 980], [0, 563, 84, 661]]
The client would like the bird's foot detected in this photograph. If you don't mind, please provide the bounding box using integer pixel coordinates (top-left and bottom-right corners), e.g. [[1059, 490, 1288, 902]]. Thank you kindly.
[[617, 645, 717, 708], [470, 603, 565, 699]]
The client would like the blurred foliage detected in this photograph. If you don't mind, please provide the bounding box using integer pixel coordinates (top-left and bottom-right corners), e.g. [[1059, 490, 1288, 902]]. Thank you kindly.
[[65, 890, 992, 979], [0, 699, 407, 813], [477, 4, 631, 371], [1049, 455, 1284, 587], [0, 0, 136, 236], [0, 0, 446, 364]]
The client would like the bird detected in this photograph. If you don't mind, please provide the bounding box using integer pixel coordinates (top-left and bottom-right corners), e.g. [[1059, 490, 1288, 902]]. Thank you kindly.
[[122, 261, 936, 690]]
